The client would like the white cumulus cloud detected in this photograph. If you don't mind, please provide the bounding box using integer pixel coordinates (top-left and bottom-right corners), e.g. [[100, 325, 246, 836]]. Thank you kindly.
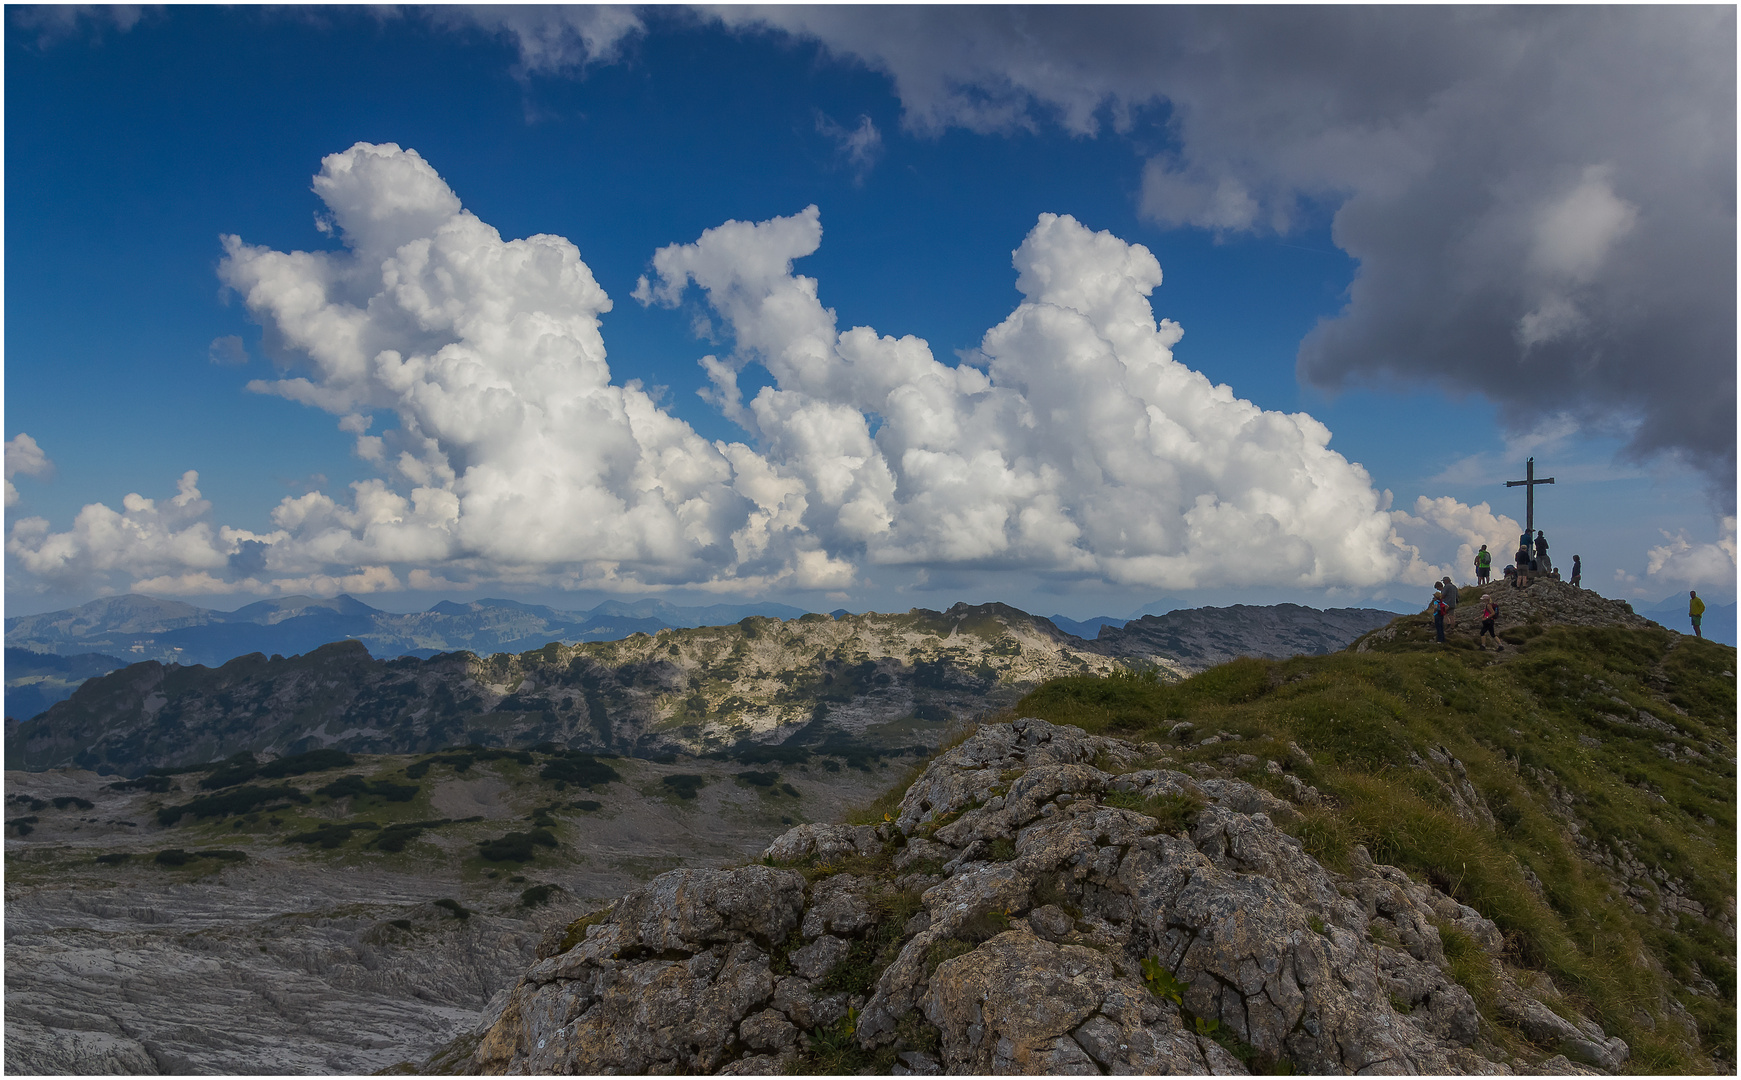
[[1645, 516, 1738, 586], [5, 433, 54, 507], [643, 204, 1437, 590], [9, 142, 1473, 600], [1389, 496, 1524, 583]]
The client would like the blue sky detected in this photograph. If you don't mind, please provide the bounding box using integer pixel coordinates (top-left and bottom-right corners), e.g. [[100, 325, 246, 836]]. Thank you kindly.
[[4, 6, 1734, 620]]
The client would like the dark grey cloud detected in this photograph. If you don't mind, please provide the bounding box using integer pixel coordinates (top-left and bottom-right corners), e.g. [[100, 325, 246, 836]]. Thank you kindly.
[[709, 6, 1736, 505]]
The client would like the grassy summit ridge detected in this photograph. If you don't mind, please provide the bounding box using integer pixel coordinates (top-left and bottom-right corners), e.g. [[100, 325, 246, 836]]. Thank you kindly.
[[1012, 614, 1735, 1072]]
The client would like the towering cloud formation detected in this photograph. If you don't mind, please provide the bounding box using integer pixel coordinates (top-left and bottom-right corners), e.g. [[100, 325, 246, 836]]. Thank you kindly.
[[639, 204, 1415, 589], [712, 7, 1737, 504], [10, 143, 1464, 598]]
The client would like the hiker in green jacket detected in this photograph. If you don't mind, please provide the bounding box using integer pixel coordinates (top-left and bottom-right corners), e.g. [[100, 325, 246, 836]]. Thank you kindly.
[[1475, 544, 1492, 585], [1689, 591, 1705, 639]]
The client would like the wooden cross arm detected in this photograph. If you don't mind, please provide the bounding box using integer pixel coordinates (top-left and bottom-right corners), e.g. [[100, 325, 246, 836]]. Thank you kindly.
[[1504, 477, 1555, 486]]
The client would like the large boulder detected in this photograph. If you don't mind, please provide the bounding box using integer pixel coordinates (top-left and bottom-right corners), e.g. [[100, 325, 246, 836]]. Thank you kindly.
[[469, 718, 1626, 1075]]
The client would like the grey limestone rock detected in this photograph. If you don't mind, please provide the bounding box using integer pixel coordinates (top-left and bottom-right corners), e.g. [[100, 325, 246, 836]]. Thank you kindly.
[[473, 717, 1627, 1075]]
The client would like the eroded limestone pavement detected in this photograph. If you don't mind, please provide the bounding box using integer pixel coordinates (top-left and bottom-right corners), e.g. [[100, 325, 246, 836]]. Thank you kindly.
[[468, 719, 1628, 1075]]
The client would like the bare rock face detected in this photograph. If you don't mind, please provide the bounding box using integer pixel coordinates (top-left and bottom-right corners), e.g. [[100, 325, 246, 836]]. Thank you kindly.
[[471, 718, 1627, 1075]]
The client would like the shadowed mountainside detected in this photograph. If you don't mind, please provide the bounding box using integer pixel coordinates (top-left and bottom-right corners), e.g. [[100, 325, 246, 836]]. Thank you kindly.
[[1089, 603, 1397, 672], [6, 604, 1132, 775]]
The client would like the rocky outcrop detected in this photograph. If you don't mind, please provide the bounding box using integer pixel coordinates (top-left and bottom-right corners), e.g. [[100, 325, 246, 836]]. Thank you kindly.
[[470, 719, 1627, 1075]]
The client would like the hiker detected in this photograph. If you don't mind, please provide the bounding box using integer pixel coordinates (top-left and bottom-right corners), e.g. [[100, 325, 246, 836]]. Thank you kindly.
[[1503, 563, 1516, 587], [1534, 532, 1550, 573], [1689, 590, 1705, 639], [1440, 577, 1459, 628], [1432, 586, 1447, 643], [1475, 544, 1492, 585], [1513, 541, 1532, 587], [1570, 555, 1581, 588], [1479, 594, 1499, 650]]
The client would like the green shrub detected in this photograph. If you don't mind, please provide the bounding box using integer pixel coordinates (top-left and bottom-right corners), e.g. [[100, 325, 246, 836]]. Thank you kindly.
[[477, 828, 558, 862], [107, 774, 172, 793], [433, 897, 470, 921], [316, 775, 419, 802], [157, 784, 310, 825], [208, 748, 357, 788], [519, 883, 561, 908], [152, 848, 245, 867], [661, 774, 707, 800], [371, 818, 457, 852], [52, 796, 95, 810], [539, 754, 620, 788], [95, 852, 130, 865], [258, 748, 355, 778], [736, 770, 780, 787], [287, 821, 381, 848]]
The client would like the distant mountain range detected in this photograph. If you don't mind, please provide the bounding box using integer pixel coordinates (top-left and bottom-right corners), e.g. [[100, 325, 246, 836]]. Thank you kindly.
[[1634, 594, 1737, 646], [7, 602, 1125, 773], [3, 593, 1427, 724], [5, 593, 811, 668], [1086, 603, 1399, 672]]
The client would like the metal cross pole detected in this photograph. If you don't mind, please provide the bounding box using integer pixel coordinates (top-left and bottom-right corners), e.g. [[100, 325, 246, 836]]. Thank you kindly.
[[1504, 457, 1555, 536]]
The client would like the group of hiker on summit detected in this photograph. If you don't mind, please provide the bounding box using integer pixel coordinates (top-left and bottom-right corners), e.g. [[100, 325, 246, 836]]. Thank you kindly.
[[1431, 530, 1580, 649], [1428, 534, 1712, 644], [1470, 530, 1579, 590]]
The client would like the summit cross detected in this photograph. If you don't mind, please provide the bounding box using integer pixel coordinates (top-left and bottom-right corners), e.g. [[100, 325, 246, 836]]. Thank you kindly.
[[1504, 457, 1556, 535]]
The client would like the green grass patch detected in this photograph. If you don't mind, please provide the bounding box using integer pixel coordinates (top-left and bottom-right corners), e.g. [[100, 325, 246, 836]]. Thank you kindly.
[[1013, 623, 1736, 1072], [1104, 789, 1206, 834], [558, 908, 612, 953]]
